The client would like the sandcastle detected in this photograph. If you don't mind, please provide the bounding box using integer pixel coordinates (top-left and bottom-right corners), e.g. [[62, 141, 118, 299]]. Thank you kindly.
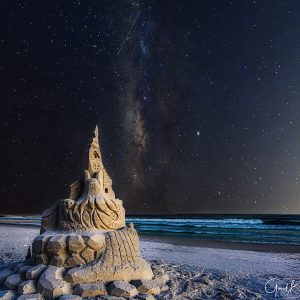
[[0, 127, 169, 300]]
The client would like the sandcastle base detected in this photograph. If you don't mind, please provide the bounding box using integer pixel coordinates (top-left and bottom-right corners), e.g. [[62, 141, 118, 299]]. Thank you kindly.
[[0, 258, 169, 299]]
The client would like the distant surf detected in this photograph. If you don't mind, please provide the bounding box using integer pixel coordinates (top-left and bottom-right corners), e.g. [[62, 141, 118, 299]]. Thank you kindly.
[[1, 214, 300, 246]]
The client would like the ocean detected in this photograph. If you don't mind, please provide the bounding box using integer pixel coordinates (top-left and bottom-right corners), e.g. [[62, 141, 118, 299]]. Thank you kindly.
[[1, 214, 300, 246]]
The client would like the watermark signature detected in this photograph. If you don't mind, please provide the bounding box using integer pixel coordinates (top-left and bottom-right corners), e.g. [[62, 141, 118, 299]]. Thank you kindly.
[[265, 278, 300, 299]]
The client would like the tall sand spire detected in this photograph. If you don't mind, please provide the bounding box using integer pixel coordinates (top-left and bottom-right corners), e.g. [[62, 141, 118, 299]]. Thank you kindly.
[[87, 125, 102, 177]]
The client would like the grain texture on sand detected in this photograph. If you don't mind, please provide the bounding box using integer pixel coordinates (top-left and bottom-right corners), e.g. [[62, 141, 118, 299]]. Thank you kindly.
[[0, 224, 298, 299]]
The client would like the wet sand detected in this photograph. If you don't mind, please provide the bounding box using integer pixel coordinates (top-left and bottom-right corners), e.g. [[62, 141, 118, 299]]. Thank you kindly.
[[140, 234, 300, 253]]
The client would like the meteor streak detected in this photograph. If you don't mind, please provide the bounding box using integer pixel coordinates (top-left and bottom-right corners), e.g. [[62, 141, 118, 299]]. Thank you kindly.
[[117, 10, 141, 55]]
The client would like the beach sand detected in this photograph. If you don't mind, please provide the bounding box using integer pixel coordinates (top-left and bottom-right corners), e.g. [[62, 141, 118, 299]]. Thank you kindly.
[[0, 224, 299, 299]]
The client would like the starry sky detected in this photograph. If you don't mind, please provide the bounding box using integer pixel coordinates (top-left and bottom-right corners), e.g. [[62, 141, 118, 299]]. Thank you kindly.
[[1, 0, 300, 215]]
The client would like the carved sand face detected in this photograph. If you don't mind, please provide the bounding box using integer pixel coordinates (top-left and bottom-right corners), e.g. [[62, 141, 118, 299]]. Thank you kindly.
[[86, 178, 101, 196], [83, 170, 103, 197], [65, 199, 75, 209]]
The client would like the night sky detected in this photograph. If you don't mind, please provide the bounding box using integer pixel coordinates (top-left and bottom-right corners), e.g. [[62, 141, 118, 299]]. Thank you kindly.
[[1, 1, 300, 215]]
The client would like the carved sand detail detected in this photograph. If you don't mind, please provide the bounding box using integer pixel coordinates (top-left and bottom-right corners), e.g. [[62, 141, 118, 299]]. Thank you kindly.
[[65, 226, 153, 283]]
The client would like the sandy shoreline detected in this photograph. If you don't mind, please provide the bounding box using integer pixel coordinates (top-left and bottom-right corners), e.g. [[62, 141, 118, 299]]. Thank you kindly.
[[0, 224, 299, 299]]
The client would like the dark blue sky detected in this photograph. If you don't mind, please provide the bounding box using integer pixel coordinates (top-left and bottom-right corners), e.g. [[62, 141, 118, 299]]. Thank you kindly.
[[1, 0, 300, 214]]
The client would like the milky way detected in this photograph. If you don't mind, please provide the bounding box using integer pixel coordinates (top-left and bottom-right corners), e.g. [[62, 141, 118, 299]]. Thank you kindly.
[[1, 1, 300, 214]]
